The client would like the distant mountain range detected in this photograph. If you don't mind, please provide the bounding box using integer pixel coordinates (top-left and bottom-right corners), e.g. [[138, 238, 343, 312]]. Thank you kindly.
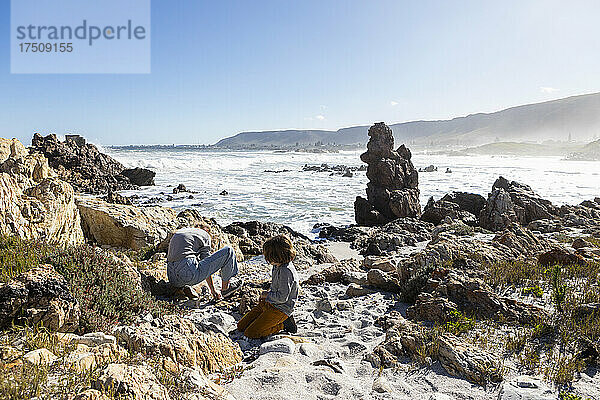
[[215, 92, 600, 148]]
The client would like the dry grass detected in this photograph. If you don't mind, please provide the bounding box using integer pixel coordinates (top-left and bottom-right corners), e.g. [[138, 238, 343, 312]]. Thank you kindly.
[[0, 325, 106, 400], [481, 257, 600, 386]]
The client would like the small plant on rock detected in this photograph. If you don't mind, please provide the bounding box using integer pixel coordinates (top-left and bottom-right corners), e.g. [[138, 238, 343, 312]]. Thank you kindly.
[[442, 310, 475, 336], [559, 391, 591, 400], [522, 285, 543, 298]]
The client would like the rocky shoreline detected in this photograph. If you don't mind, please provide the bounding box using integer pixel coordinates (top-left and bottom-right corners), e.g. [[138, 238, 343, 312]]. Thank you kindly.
[[0, 127, 599, 399]]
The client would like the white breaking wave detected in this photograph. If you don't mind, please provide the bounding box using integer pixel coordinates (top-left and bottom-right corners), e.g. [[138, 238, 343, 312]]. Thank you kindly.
[[106, 147, 600, 236]]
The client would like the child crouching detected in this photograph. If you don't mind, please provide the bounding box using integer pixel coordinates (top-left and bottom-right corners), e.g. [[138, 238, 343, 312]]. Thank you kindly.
[[237, 235, 299, 338]]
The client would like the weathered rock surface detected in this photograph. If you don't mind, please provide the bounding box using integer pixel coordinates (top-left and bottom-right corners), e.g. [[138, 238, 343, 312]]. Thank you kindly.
[[480, 177, 559, 231], [65, 342, 127, 372], [406, 267, 547, 325], [77, 197, 178, 249], [93, 363, 170, 400], [421, 197, 478, 226], [355, 122, 420, 226], [302, 260, 362, 286], [0, 137, 28, 162], [0, 142, 84, 244], [23, 348, 58, 366], [527, 218, 563, 233], [0, 264, 80, 332], [396, 225, 551, 298], [479, 187, 519, 232], [259, 338, 295, 355], [113, 314, 242, 373], [397, 225, 550, 283], [371, 312, 502, 385], [559, 199, 600, 230], [538, 247, 586, 267]]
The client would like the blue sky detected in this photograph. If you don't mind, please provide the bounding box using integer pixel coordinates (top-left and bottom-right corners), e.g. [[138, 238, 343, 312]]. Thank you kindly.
[[1, 0, 600, 145]]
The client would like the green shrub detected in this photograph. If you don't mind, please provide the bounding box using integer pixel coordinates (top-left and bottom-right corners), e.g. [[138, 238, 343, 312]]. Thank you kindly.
[[559, 391, 591, 400], [442, 310, 476, 336], [0, 236, 173, 333], [522, 285, 543, 298], [0, 236, 48, 282]]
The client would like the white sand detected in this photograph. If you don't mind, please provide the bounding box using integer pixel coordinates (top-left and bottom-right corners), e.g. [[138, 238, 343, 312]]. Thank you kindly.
[[190, 251, 600, 399]]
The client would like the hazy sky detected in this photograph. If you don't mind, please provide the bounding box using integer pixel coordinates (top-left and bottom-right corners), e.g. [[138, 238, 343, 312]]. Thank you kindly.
[[1, 0, 600, 145]]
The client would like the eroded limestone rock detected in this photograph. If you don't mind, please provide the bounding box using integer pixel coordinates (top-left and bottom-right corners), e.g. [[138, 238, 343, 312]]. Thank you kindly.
[[0, 141, 83, 244], [93, 363, 170, 400], [113, 314, 242, 373]]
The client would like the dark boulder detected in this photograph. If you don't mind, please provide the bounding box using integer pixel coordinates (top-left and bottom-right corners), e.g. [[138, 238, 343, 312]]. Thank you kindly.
[[173, 184, 187, 194], [479, 188, 519, 231], [120, 167, 155, 186], [538, 248, 586, 267], [421, 197, 478, 226], [440, 192, 486, 216]]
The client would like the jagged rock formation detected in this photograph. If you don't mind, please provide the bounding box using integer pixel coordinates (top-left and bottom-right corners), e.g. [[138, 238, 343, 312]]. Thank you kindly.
[[406, 267, 547, 325], [354, 122, 421, 226], [440, 191, 487, 216], [480, 176, 559, 231], [29, 133, 154, 194], [397, 224, 550, 278], [0, 139, 84, 244], [0, 265, 80, 332]]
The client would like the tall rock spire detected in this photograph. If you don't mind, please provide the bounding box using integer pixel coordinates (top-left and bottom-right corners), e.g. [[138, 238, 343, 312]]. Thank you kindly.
[[354, 122, 421, 226]]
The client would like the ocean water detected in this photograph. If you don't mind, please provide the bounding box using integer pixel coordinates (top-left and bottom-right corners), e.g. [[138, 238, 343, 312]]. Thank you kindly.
[[106, 147, 599, 236]]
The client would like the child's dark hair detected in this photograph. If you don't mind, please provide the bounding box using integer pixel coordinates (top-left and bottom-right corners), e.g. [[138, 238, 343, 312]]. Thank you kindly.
[[263, 235, 296, 265]]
